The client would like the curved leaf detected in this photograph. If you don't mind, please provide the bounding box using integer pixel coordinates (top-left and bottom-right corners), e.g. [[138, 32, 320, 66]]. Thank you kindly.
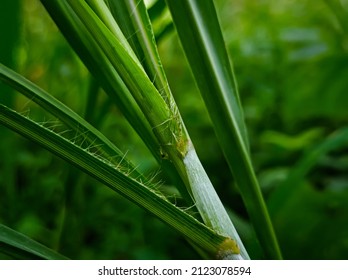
[[0, 63, 144, 182]]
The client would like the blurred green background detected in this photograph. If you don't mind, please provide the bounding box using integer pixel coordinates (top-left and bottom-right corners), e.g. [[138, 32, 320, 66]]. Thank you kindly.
[[1, 0, 348, 259]]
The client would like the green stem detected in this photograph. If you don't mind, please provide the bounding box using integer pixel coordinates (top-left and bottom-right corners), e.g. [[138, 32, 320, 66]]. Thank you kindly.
[[183, 146, 249, 260]]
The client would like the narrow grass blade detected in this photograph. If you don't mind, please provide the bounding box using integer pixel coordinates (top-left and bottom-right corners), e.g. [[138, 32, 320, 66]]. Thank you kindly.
[[105, 0, 170, 102], [166, 0, 281, 259], [147, 0, 174, 42], [0, 63, 144, 182], [0, 224, 68, 260], [0, 105, 240, 259]]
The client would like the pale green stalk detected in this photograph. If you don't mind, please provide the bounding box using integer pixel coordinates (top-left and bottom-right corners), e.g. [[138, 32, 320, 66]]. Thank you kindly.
[[183, 146, 248, 259]]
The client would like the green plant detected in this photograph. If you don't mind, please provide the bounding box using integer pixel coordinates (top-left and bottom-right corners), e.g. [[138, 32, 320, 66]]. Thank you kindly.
[[0, 0, 282, 260]]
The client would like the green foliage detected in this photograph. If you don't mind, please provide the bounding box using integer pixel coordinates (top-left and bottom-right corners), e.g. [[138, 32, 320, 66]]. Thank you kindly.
[[1, 0, 348, 260]]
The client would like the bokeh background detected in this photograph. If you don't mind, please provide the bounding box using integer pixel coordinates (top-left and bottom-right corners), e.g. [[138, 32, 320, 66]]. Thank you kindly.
[[1, 0, 348, 259]]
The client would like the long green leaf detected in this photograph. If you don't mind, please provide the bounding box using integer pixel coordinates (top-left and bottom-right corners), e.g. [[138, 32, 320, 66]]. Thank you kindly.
[[166, 0, 281, 259], [0, 224, 68, 260], [0, 105, 240, 259]]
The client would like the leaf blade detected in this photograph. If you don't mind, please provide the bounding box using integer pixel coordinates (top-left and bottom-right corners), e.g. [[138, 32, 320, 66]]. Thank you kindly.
[[0, 63, 144, 182]]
